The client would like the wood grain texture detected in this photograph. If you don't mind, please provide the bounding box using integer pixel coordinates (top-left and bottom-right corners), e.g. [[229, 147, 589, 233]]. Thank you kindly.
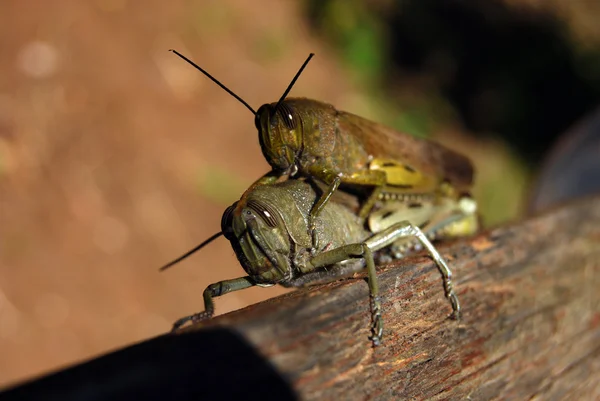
[[181, 195, 600, 400]]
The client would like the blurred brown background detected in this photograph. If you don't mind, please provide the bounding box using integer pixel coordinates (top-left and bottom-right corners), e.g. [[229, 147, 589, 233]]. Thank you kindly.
[[0, 0, 598, 387]]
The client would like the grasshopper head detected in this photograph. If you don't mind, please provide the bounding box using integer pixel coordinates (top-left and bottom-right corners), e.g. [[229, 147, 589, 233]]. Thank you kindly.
[[221, 197, 292, 283], [255, 101, 303, 174]]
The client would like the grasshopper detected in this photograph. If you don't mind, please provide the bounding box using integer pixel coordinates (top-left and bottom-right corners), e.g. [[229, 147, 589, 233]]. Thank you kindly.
[[169, 50, 474, 248], [161, 179, 478, 346]]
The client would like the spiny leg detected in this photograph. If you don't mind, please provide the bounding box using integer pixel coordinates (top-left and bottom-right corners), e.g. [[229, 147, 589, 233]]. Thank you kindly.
[[308, 175, 341, 253], [365, 221, 461, 319], [341, 169, 388, 220], [306, 167, 387, 251], [308, 243, 383, 346], [358, 185, 384, 219], [285, 260, 367, 288], [363, 246, 383, 346], [171, 276, 255, 331]]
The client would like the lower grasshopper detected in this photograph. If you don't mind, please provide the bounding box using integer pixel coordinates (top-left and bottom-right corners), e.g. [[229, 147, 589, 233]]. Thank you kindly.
[[162, 179, 478, 346]]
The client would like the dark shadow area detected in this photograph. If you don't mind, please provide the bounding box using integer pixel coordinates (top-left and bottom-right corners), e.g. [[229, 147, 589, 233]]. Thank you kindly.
[[527, 106, 600, 213], [0, 328, 298, 401], [307, 0, 600, 165]]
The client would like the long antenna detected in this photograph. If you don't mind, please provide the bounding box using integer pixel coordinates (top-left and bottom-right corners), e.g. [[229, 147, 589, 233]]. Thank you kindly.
[[275, 53, 315, 107], [169, 49, 257, 115], [159, 231, 224, 271]]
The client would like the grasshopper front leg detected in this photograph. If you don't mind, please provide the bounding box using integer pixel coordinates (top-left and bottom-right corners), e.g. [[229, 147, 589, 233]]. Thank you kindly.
[[302, 243, 384, 346], [306, 167, 387, 251], [171, 276, 255, 331], [307, 174, 341, 253]]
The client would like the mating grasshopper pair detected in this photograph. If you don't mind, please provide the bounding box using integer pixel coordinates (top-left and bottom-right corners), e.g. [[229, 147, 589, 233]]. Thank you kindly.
[[161, 52, 479, 346]]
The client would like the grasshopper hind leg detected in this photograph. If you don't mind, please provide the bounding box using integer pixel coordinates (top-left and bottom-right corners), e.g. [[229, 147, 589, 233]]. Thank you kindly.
[[366, 221, 461, 320]]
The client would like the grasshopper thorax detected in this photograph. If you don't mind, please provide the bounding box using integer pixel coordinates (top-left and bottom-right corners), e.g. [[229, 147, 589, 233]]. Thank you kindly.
[[255, 101, 304, 174]]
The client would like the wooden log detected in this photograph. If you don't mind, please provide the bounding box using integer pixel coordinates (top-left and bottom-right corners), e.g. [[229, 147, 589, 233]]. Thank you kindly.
[[182, 195, 600, 400], [1, 196, 599, 401]]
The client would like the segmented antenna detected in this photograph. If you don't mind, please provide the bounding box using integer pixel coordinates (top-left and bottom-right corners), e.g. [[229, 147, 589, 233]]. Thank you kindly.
[[159, 232, 223, 271], [160, 52, 315, 271], [169, 49, 257, 115], [274, 53, 315, 108], [169, 49, 315, 114]]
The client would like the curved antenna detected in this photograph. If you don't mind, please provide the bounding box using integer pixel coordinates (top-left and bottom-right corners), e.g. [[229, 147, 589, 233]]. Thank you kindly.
[[159, 231, 223, 272], [275, 53, 315, 107], [169, 49, 257, 115]]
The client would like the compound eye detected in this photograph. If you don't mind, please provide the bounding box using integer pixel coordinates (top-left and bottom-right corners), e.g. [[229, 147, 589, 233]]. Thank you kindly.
[[275, 102, 297, 130], [254, 114, 261, 131], [246, 199, 279, 228], [220, 203, 237, 240], [255, 104, 271, 131]]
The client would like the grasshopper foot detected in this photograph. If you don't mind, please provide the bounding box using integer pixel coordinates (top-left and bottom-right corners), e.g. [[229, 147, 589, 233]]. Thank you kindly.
[[448, 293, 461, 320], [444, 280, 461, 320], [171, 311, 211, 332], [368, 295, 384, 347]]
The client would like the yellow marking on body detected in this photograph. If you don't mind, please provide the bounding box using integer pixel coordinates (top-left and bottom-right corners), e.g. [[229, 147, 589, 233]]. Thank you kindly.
[[370, 158, 437, 190]]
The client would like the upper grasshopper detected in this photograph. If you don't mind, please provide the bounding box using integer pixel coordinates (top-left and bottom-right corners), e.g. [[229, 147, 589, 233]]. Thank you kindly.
[[169, 51, 474, 245], [161, 179, 478, 346]]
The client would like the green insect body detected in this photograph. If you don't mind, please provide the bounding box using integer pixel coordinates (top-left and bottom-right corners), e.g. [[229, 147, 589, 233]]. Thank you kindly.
[[169, 179, 477, 346]]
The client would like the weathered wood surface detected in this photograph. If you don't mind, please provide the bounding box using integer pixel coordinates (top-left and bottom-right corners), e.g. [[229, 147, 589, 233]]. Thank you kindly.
[[181, 195, 600, 400]]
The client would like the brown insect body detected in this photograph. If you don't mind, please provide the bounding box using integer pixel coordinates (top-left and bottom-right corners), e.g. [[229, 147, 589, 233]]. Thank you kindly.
[[169, 49, 475, 228], [256, 97, 473, 191]]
